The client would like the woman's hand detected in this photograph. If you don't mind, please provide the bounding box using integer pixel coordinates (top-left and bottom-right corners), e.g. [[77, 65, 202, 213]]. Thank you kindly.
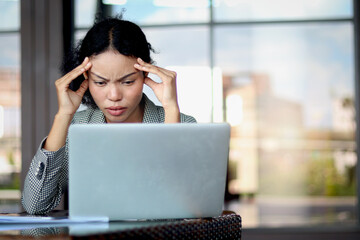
[[44, 57, 92, 151], [134, 58, 180, 122], [55, 57, 92, 116]]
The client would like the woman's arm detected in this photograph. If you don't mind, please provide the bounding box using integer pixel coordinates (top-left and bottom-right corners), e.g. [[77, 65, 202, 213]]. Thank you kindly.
[[22, 58, 92, 214], [22, 138, 68, 214]]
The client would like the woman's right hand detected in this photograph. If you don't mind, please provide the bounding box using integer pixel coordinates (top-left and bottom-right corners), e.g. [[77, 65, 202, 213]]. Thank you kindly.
[[55, 57, 92, 116]]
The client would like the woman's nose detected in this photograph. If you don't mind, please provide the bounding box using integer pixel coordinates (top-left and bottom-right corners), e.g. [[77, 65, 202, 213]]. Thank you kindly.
[[107, 85, 122, 102]]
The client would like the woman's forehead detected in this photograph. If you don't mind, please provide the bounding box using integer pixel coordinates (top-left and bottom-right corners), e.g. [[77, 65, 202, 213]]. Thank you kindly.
[[90, 50, 136, 63], [90, 51, 138, 77]]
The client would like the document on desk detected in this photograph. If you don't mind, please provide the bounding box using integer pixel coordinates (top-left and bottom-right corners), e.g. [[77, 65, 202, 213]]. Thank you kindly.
[[0, 215, 109, 231], [0, 215, 109, 224]]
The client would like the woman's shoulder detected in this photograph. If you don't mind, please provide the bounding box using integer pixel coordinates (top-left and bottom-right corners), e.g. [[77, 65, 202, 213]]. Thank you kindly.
[[142, 95, 164, 123], [180, 112, 197, 123], [143, 94, 196, 123], [72, 106, 105, 124]]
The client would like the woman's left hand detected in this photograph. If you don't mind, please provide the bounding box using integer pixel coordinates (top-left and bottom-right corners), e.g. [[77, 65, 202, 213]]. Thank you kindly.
[[134, 58, 180, 117], [134, 58, 180, 123]]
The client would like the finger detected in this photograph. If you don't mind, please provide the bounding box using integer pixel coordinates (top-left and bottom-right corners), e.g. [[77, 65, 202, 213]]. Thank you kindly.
[[57, 58, 92, 86], [134, 60, 175, 82], [144, 77, 159, 90], [83, 71, 88, 80], [65, 59, 92, 82], [75, 79, 89, 97], [64, 57, 89, 78], [136, 58, 170, 74], [137, 58, 175, 75]]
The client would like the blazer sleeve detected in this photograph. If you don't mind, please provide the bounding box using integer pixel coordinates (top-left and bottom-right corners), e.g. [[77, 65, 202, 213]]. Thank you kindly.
[[21, 137, 68, 214]]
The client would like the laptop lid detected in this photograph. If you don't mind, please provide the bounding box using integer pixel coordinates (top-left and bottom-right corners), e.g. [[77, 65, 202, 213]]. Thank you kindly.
[[68, 123, 230, 220]]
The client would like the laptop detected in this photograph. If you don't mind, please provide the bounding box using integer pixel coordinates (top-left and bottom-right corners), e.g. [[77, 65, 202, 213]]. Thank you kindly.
[[68, 123, 230, 221]]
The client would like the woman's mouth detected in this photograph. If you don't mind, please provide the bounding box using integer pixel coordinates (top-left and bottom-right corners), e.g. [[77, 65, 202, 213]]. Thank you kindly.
[[106, 106, 127, 116]]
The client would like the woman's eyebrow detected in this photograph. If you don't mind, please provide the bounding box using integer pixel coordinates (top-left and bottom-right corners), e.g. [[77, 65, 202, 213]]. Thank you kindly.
[[90, 72, 109, 81], [90, 71, 138, 81], [118, 72, 138, 81]]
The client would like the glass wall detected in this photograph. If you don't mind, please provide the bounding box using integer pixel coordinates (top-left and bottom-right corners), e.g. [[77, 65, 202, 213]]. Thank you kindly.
[[213, 0, 352, 21], [75, 0, 356, 228], [216, 22, 356, 227], [0, 0, 21, 212]]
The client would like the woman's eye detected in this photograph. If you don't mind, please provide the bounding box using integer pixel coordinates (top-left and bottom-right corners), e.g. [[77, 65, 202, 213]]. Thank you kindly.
[[122, 80, 135, 85], [95, 81, 106, 86]]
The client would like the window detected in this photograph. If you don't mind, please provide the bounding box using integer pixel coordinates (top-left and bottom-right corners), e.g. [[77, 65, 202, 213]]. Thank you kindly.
[[74, 0, 357, 228], [105, 0, 210, 25], [213, 0, 352, 21], [216, 23, 356, 227], [0, 0, 21, 212], [142, 26, 211, 122]]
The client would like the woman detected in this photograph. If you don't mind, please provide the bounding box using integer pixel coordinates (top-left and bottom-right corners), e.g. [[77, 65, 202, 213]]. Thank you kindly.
[[22, 16, 196, 214]]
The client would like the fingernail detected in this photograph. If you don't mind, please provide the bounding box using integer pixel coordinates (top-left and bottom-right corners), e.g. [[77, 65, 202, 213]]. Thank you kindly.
[[86, 62, 91, 67]]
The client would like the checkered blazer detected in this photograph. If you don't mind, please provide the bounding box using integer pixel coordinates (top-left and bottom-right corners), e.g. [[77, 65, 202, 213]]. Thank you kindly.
[[22, 94, 196, 214]]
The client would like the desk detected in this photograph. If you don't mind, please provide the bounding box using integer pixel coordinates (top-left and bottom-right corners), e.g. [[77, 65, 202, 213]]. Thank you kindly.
[[0, 211, 242, 239]]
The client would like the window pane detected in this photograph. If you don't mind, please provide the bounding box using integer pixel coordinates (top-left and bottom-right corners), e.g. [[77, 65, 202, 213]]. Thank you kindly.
[[0, 0, 20, 30], [143, 27, 209, 66], [75, 0, 97, 28], [215, 23, 356, 227], [104, 0, 210, 25], [74, 30, 88, 45], [214, 0, 353, 22], [143, 26, 211, 122], [0, 33, 21, 212]]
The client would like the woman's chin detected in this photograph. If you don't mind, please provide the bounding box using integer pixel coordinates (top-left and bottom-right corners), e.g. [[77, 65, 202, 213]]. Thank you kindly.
[[104, 115, 126, 123]]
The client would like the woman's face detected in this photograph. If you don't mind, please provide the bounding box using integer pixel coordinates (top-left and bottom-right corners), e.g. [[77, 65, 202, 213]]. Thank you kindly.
[[88, 51, 145, 123]]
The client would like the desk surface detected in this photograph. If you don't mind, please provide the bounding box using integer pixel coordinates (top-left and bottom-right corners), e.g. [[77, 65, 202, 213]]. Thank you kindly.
[[0, 211, 242, 239]]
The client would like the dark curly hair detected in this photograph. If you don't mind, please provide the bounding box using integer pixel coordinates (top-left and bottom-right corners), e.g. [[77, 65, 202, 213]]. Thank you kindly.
[[61, 16, 154, 108]]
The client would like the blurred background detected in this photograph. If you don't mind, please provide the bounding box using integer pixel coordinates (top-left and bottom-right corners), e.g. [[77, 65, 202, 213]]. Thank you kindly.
[[0, 0, 358, 231]]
